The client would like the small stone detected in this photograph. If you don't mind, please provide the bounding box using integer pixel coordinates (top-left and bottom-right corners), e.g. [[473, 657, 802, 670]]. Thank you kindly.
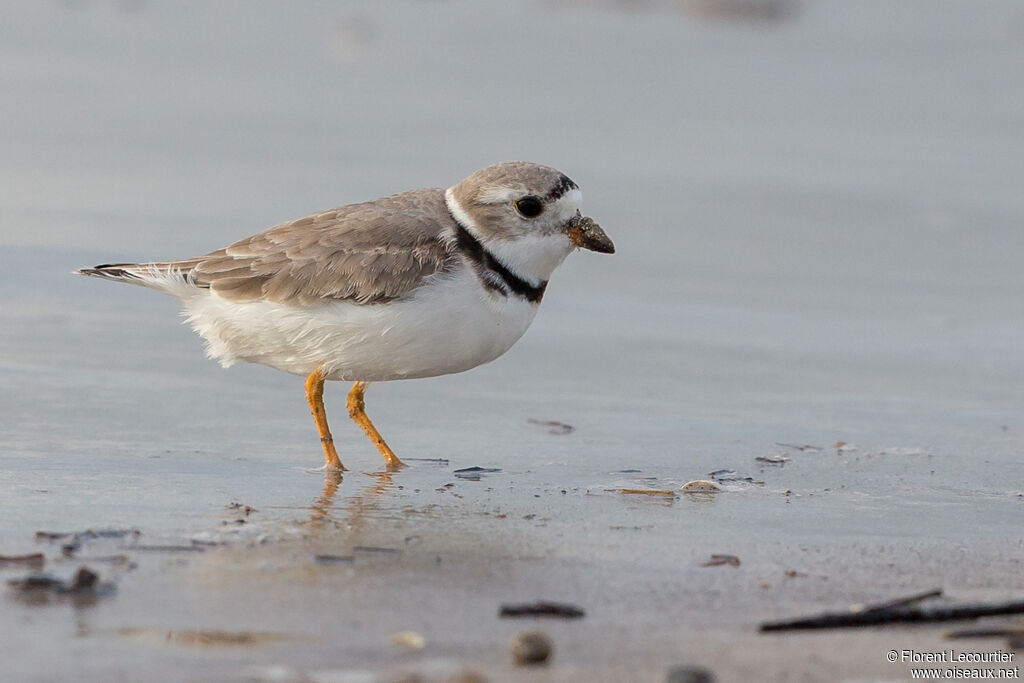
[[665, 664, 716, 683], [67, 567, 99, 591], [240, 664, 305, 683], [510, 630, 552, 665], [680, 480, 722, 493], [445, 670, 489, 683], [390, 631, 426, 651], [382, 673, 427, 683]]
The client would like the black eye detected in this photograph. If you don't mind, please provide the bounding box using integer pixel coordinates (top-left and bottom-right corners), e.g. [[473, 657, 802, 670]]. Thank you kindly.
[[514, 196, 544, 218]]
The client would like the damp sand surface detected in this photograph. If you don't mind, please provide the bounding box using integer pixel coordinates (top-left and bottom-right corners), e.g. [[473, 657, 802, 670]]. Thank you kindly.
[[3, 2, 1024, 681]]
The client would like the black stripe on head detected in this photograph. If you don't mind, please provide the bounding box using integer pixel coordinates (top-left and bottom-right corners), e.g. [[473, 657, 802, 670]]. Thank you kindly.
[[546, 174, 579, 201]]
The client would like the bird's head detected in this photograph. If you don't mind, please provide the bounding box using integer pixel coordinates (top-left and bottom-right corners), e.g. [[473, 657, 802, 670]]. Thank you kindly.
[[445, 162, 614, 284]]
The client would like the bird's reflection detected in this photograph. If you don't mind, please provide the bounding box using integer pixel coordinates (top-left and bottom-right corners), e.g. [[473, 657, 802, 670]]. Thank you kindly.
[[309, 467, 397, 529], [310, 470, 343, 521]]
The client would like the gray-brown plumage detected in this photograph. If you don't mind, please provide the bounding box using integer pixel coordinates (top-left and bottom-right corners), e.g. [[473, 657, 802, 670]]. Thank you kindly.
[[80, 162, 612, 308], [85, 188, 457, 306]]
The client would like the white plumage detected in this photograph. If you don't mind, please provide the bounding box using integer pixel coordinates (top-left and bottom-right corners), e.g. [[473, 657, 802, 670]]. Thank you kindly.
[[182, 263, 548, 381]]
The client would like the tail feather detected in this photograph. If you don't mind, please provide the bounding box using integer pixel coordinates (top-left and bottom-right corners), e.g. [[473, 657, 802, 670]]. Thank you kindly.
[[77, 263, 146, 281], [77, 261, 205, 296]]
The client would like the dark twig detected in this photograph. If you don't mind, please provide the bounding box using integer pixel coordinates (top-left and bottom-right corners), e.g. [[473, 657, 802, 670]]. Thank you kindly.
[[760, 591, 1024, 632], [0, 553, 45, 568], [946, 626, 1024, 639], [861, 588, 943, 612], [500, 601, 586, 619]]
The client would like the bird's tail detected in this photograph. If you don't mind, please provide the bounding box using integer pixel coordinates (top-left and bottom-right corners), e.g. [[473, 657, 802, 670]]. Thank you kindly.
[[77, 261, 203, 297], [77, 262, 149, 281]]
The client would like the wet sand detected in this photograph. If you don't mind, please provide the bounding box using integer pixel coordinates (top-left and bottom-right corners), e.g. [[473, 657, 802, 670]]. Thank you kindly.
[[3, 1, 1024, 681]]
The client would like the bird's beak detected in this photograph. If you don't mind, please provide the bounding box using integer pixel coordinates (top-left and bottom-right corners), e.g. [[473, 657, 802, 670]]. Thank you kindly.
[[566, 213, 615, 254]]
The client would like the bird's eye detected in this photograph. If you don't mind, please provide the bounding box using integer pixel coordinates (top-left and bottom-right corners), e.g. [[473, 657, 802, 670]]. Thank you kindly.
[[514, 196, 544, 218]]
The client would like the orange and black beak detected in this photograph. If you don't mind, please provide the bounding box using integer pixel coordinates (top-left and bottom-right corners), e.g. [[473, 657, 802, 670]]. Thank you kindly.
[[566, 213, 615, 254]]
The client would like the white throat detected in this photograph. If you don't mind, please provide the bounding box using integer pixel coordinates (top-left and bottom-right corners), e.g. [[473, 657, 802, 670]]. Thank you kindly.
[[445, 188, 574, 286]]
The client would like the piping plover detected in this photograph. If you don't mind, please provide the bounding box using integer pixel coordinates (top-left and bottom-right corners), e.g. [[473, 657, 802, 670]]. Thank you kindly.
[[79, 162, 614, 470]]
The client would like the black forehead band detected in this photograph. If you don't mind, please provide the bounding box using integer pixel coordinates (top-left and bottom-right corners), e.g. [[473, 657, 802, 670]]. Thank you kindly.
[[545, 174, 579, 200]]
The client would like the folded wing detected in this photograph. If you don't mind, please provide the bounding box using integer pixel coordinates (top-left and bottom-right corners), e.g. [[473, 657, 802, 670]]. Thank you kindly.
[[82, 188, 457, 306]]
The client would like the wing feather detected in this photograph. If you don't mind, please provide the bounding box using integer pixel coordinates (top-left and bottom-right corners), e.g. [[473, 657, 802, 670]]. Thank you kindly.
[[178, 188, 456, 305]]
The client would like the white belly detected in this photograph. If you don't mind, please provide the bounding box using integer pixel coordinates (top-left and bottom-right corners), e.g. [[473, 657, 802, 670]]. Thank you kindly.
[[179, 269, 540, 381]]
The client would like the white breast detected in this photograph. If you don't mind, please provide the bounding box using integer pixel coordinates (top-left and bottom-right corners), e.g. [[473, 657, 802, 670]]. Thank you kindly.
[[178, 267, 541, 382]]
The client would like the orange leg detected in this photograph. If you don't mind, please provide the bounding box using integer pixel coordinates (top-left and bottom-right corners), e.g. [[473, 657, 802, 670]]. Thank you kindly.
[[304, 368, 345, 470], [346, 381, 404, 469]]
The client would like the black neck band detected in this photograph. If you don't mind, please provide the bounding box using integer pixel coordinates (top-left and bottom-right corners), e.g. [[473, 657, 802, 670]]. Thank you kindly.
[[450, 219, 547, 304]]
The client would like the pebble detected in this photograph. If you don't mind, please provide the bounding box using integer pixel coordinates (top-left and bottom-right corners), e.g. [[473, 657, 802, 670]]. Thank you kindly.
[[665, 664, 716, 683], [445, 670, 489, 683], [510, 630, 552, 665], [381, 672, 427, 683], [391, 631, 426, 651], [680, 480, 722, 493]]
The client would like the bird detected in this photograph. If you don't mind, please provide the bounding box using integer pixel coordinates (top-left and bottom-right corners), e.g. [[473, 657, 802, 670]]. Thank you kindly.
[[78, 161, 614, 471]]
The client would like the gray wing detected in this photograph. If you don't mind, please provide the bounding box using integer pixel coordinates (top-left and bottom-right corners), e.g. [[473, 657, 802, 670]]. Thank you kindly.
[[174, 188, 457, 306]]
